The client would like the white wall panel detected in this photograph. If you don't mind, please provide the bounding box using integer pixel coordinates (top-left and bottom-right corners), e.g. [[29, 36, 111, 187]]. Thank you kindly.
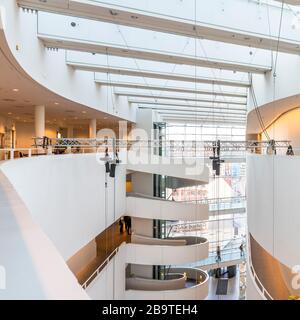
[[247, 154, 300, 268], [1, 154, 127, 260]]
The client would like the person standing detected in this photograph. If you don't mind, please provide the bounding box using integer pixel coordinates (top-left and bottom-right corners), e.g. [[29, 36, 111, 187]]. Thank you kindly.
[[124, 216, 132, 235], [119, 218, 124, 234]]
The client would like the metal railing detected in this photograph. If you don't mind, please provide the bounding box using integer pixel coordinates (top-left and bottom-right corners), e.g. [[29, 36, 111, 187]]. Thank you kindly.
[[81, 247, 119, 290], [1, 138, 292, 162], [31, 137, 290, 152]]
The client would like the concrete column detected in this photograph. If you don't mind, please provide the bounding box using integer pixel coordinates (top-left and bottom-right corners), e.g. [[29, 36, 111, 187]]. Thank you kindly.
[[89, 119, 97, 138], [67, 125, 74, 138], [35, 105, 45, 137]]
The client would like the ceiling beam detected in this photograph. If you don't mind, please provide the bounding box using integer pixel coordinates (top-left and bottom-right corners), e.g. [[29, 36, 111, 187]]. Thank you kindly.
[[95, 80, 248, 96], [128, 98, 246, 108], [39, 34, 270, 74], [160, 112, 245, 119], [67, 61, 250, 89], [19, 0, 300, 55], [115, 90, 247, 101], [158, 111, 245, 118], [159, 115, 246, 125], [273, 0, 300, 5], [137, 103, 246, 113], [138, 107, 246, 117], [123, 93, 246, 105]]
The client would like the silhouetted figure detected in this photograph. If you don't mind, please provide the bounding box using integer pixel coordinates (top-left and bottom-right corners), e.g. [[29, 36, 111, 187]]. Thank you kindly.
[[216, 245, 221, 262], [239, 243, 245, 257], [124, 216, 132, 235], [286, 145, 294, 156], [104, 148, 110, 173], [119, 219, 124, 234]]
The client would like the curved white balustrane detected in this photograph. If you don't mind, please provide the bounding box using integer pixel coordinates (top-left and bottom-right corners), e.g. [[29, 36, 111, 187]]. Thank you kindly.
[[126, 235, 209, 265], [126, 273, 186, 291], [127, 151, 209, 184], [247, 154, 300, 269], [125, 267, 209, 300], [126, 194, 208, 221]]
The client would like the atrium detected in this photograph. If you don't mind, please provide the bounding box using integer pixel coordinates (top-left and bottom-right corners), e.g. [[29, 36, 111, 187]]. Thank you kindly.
[[0, 0, 300, 302]]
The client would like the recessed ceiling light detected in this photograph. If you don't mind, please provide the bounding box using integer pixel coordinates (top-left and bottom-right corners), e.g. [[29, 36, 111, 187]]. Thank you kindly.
[[12, 88, 19, 92], [8, 112, 12, 115], [104, 117, 108, 120], [82, 111, 87, 114], [54, 102, 59, 105]]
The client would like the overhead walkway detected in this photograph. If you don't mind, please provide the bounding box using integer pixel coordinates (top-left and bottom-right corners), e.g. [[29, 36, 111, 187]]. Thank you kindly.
[[125, 267, 209, 300]]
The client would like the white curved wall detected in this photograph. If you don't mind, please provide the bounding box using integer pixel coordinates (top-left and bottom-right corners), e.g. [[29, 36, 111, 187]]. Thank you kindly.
[[250, 52, 300, 113], [126, 196, 209, 221], [247, 154, 300, 269], [248, 52, 300, 134], [127, 153, 209, 184], [0, 1, 136, 122], [0, 170, 88, 299], [264, 107, 300, 151], [126, 240, 209, 265], [0, 154, 126, 260]]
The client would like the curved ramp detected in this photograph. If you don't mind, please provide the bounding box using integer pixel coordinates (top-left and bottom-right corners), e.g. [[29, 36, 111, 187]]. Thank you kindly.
[[126, 235, 209, 265], [125, 267, 209, 300], [126, 194, 209, 221]]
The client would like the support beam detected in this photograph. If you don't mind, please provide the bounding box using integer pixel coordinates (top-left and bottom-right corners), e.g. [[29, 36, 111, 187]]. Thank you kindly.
[[67, 61, 250, 89], [89, 119, 97, 138], [38, 34, 270, 74], [125, 94, 246, 106], [138, 106, 246, 116], [274, 0, 300, 5], [19, 0, 300, 55], [67, 125, 74, 138], [95, 80, 248, 96], [157, 111, 245, 120], [128, 99, 246, 108], [137, 104, 246, 113], [114, 90, 247, 101], [160, 115, 245, 125], [35, 105, 45, 138]]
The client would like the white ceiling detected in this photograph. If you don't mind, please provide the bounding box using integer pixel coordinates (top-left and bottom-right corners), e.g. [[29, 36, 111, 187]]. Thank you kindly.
[[0, 48, 126, 129]]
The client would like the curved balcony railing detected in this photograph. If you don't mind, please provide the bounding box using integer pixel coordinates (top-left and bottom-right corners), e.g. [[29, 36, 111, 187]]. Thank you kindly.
[[126, 193, 209, 221], [126, 234, 209, 265], [125, 267, 209, 300]]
